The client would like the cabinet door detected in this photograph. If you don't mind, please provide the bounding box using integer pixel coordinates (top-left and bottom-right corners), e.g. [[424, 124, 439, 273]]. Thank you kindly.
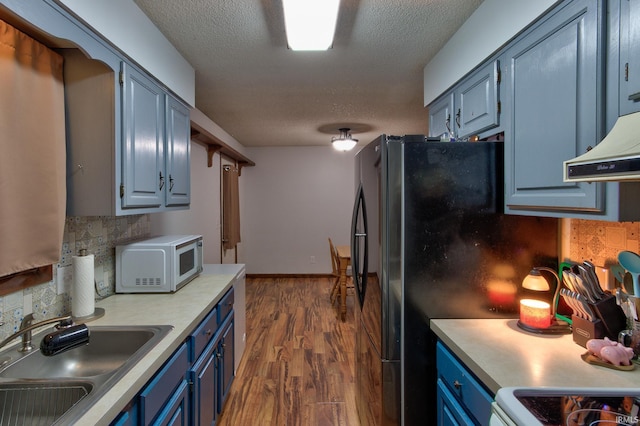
[[619, 0, 640, 115], [219, 316, 235, 407], [429, 93, 454, 139], [165, 96, 191, 207], [140, 343, 189, 426], [456, 60, 500, 139], [121, 62, 165, 209], [503, 0, 602, 213], [436, 379, 474, 426], [152, 380, 190, 426], [190, 337, 220, 426]]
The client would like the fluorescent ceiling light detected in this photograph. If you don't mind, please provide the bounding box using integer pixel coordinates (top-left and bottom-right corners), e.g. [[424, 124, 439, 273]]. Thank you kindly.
[[282, 0, 340, 51]]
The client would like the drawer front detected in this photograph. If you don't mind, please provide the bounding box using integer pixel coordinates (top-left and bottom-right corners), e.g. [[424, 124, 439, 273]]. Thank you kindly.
[[190, 307, 218, 361], [436, 342, 493, 425], [140, 343, 189, 425], [437, 378, 475, 426], [218, 288, 234, 322]]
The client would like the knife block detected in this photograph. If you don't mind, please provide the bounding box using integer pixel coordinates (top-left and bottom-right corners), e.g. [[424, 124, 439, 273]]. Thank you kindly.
[[588, 294, 627, 340], [572, 315, 605, 348]]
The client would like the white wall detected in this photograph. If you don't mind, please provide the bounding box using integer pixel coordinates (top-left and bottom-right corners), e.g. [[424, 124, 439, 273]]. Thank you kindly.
[[423, 0, 557, 106], [242, 146, 356, 274], [151, 141, 225, 264], [59, 0, 195, 106]]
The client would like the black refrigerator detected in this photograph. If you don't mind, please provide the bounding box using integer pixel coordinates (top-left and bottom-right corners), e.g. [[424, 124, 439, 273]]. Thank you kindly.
[[350, 135, 558, 425]]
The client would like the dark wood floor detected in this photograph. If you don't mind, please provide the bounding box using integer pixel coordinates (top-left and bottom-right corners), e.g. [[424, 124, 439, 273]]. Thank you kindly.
[[217, 276, 359, 426]]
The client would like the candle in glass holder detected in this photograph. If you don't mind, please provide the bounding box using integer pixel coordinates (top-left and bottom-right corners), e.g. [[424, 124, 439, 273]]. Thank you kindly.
[[520, 299, 551, 328]]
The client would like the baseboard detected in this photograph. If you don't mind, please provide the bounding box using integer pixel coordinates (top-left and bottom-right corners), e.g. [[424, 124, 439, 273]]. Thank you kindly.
[[246, 273, 335, 279]]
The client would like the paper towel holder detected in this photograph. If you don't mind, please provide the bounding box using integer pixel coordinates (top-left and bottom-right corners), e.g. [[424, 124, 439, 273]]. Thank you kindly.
[[72, 248, 105, 323]]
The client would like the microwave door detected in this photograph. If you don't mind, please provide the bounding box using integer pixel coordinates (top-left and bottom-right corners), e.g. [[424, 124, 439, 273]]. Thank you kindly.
[[176, 240, 202, 288]]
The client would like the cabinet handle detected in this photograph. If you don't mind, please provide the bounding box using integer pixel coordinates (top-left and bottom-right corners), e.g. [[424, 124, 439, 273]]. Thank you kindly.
[[455, 109, 461, 128], [159, 171, 165, 190], [445, 114, 452, 135], [453, 380, 462, 390], [205, 329, 212, 336], [169, 175, 174, 191]]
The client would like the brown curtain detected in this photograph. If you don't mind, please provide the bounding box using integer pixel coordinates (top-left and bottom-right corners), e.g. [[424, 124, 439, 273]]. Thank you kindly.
[[0, 19, 66, 277], [222, 165, 241, 250]]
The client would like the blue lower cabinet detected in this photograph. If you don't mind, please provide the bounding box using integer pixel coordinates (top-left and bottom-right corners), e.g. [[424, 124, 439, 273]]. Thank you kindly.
[[189, 334, 221, 426], [140, 343, 189, 426], [189, 313, 235, 426], [152, 380, 190, 426], [436, 342, 493, 426], [219, 316, 235, 407], [436, 378, 475, 426]]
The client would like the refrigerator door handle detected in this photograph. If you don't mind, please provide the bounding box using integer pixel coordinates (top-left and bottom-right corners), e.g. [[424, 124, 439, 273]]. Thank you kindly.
[[351, 184, 368, 308]]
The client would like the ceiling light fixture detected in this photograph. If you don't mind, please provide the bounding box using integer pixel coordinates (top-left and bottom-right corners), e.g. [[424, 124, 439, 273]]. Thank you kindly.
[[282, 0, 340, 51], [332, 128, 358, 151]]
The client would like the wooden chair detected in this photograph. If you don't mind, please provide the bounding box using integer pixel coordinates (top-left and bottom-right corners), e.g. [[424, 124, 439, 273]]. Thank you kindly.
[[328, 238, 341, 304]]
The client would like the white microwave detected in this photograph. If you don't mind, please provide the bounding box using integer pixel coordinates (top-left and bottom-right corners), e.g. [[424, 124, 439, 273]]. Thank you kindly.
[[116, 235, 203, 293]]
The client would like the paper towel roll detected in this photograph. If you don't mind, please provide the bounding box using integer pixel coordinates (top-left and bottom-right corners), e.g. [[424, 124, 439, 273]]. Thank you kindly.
[[72, 254, 95, 318]]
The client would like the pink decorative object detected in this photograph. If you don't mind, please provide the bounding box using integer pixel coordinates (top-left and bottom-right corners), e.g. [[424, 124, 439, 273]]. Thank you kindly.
[[586, 337, 616, 356], [599, 345, 634, 366]]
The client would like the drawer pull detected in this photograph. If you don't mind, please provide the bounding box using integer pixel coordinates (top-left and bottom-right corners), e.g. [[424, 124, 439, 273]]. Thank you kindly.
[[205, 329, 212, 336], [453, 380, 462, 390]]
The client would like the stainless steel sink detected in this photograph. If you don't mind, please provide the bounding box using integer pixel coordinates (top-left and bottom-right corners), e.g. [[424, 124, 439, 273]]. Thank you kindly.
[[0, 324, 173, 425], [0, 326, 166, 379], [0, 381, 93, 425]]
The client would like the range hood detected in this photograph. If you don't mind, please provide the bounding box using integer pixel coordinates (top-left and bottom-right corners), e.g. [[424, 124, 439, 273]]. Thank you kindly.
[[564, 112, 640, 182]]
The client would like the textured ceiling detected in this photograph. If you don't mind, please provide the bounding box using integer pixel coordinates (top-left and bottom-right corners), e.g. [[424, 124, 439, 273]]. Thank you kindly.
[[133, 0, 483, 147]]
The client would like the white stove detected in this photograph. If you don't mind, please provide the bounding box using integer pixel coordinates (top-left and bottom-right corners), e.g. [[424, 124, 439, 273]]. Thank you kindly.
[[491, 387, 640, 425]]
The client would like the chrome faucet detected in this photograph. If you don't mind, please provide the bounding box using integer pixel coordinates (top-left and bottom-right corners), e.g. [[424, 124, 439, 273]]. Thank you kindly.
[[0, 313, 73, 353]]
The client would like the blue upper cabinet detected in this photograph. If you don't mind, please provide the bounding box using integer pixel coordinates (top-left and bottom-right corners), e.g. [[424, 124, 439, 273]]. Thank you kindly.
[[503, 0, 602, 215], [119, 62, 192, 213], [121, 62, 165, 209], [428, 60, 500, 140], [456, 60, 500, 140], [121, 62, 192, 210], [618, 0, 640, 116], [428, 93, 454, 140], [165, 96, 191, 207]]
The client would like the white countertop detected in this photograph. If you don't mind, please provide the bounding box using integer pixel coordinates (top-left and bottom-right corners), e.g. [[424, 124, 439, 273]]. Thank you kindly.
[[431, 319, 640, 395], [72, 265, 242, 425]]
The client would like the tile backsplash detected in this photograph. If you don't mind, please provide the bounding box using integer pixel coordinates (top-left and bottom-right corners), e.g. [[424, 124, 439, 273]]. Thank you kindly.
[[0, 215, 150, 339], [566, 219, 639, 267]]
